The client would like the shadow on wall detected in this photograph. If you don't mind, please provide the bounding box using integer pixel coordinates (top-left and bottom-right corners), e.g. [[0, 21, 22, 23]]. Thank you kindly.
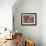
[[12, 0, 23, 11]]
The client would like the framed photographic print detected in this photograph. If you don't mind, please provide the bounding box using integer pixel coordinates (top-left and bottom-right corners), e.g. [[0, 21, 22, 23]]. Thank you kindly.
[[21, 13, 37, 26]]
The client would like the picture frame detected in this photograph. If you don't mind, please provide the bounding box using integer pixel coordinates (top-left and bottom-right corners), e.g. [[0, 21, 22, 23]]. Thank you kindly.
[[21, 13, 37, 26]]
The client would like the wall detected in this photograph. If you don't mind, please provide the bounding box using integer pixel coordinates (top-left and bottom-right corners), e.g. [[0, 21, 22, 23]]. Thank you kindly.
[[0, 0, 46, 46], [41, 0, 46, 46], [0, 0, 17, 38], [13, 0, 41, 46], [0, 0, 16, 30]]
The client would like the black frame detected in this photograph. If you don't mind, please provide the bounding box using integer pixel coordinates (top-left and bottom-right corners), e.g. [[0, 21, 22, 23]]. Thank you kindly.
[[21, 13, 37, 26]]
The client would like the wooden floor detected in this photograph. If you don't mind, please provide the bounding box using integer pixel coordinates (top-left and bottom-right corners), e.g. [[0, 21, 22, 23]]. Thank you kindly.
[[0, 39, 16, 46]]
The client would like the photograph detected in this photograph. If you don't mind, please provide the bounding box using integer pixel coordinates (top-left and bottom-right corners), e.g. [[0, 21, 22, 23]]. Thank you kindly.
[[21, 13, 37, 25]]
